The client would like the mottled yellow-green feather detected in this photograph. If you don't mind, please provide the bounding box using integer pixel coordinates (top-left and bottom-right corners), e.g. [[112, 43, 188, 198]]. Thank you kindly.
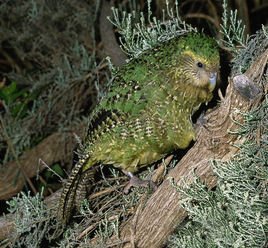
[[58, 33, 220, 223]]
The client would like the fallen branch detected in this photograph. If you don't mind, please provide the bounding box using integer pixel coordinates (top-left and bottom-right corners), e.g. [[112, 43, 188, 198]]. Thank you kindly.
[[0, 123, 85, 200]]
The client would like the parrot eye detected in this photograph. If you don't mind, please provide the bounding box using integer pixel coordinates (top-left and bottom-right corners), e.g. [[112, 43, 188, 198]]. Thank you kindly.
[[197, 62, 204, 68]]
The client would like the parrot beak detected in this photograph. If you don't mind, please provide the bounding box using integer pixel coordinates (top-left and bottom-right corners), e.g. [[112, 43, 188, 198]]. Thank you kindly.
[[209, 72, 217, 90]]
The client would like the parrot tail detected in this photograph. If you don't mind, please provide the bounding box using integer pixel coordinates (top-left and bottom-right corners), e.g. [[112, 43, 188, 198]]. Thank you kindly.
[[57, 154, 97, 224]]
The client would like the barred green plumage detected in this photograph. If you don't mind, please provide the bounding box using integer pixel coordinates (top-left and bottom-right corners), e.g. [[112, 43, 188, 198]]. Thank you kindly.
[[58, 33, 220, 223]]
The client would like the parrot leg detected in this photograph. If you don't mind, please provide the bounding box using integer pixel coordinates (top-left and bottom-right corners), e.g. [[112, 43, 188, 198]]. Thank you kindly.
[[123, 171, 157, 194]]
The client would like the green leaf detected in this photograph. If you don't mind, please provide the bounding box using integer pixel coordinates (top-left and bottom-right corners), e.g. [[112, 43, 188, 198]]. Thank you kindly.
[[0, 81, 17, 102], [44, 163, 64, 180], [51, 163, 64, 177], [11, 102, 28, 118]]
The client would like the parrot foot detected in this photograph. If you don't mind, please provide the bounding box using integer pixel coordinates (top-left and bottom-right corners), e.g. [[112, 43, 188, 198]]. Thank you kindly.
[[123, 171, 157, 194]]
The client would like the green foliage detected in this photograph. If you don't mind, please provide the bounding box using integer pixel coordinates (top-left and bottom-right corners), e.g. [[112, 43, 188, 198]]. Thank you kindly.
[[220, 0, 248, 53], [0, 0, 105, 164], [232, 26, 268, 74], [94, 215, 120, 244], [108, 0, 197, 58], [0, 82, 29, 118], [6, 191, 56, 247]]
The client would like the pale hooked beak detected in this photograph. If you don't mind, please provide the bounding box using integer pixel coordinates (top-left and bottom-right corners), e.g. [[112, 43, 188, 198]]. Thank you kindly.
[[209, 72, 217, 90]]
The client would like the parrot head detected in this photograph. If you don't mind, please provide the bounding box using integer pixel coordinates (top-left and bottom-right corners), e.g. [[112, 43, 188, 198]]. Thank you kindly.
[[178, 33, 220, 93]]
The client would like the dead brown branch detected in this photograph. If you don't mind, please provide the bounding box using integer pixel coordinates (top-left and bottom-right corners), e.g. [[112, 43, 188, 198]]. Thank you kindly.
[[99, 1, 127, 66], [0, 123, 86, 201]]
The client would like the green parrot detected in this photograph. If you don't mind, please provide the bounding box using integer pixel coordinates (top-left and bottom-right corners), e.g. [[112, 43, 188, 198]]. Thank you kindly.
[[58, 33, 220, 223]]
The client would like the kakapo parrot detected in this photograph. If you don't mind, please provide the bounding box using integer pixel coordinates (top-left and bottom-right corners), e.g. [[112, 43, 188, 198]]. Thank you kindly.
[[58, 32, 220, 223]]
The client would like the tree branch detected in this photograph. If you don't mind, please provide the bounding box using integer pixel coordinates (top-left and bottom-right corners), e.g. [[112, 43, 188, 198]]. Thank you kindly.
[[0, 123, 85, 200]]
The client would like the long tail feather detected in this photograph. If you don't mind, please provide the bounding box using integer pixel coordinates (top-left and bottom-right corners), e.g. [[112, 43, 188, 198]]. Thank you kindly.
[[75, 168, 96, 210], [57, 154, 94, 224]]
